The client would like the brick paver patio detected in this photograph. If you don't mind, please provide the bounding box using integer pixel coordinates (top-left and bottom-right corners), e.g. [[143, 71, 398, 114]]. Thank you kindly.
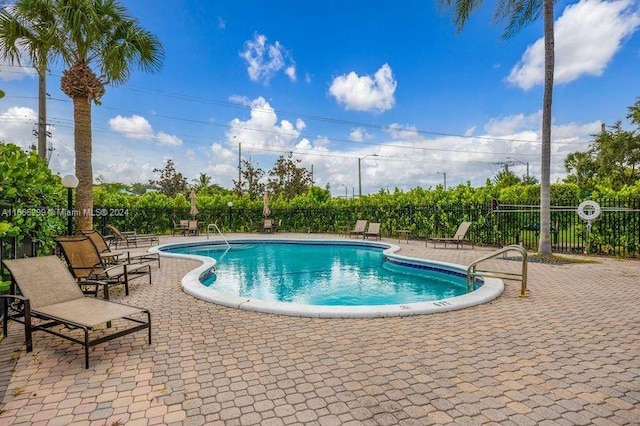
[[1, 234, 639, 425]]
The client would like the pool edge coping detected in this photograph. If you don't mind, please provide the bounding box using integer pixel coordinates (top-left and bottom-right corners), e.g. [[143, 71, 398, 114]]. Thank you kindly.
[[150, 238, 504, 318]]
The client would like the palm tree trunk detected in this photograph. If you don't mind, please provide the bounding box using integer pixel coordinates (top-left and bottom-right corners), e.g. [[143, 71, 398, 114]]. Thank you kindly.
[[538, 0, 554, 256], [73, 97, 93, 231]]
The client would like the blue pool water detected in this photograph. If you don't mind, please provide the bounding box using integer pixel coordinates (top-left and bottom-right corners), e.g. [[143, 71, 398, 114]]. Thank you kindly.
[[164, 241, 470, 306]]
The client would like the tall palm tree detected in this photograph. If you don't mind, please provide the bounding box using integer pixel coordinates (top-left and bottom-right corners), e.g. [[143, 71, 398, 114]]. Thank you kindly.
[[441, 0, 555, 256], [56, 0, 163, 230], [0, 0, 59, 161]]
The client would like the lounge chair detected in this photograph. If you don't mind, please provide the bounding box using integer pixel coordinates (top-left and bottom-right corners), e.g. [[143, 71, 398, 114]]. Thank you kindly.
[[349, 220, 368, 238], [106, 224, 159, 249], [364, 222, 381, 240], [56, 236, 152, 299], [78, 229, 160, 268], [172, 220, 189, 236], [1, 256, 151, 369], [426, 221, 474, 249]]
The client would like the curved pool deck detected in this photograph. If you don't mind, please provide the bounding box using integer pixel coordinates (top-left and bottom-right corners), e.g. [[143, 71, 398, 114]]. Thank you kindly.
[[152, 238, 504, 318], [1, 233, 640, 425]]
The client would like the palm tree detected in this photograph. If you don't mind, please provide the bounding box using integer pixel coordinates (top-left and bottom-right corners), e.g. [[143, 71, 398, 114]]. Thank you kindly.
[[193, 172, 212, 191], [441, 0, 555, 256], [1, 0, 163, 231], [0, 0, 59, 161], [56, 0, 163, 230]]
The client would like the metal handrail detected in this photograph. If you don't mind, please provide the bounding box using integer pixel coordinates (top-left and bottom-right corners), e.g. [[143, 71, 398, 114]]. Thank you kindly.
[[467, 244, 528, 297], [206, 223, 230, 248]]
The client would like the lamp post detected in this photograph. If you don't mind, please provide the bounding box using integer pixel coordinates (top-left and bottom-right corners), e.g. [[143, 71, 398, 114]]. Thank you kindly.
[[358, 153, 378, 197], [227, 201, 233, 232], [437, 171, 447, 190], [508, 156, 530, 181], [61, 174, 79, 235]]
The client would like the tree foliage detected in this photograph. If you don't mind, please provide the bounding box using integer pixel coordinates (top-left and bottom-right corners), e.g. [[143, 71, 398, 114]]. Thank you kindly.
[[1, 0, 164, 230], [233, 159, 265, 200], [267, 152, 313, 200], [149, 159, 187, 197], [0, 142, 64, 252], [564, 100, 640, 192]]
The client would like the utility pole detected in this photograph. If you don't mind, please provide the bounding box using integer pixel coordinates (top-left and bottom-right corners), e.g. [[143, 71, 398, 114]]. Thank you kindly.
[[437, 171, 447, 190], [238, 141, 242, 193]]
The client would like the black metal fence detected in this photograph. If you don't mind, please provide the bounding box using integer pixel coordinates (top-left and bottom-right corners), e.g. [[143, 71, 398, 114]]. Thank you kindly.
[[92, 196, 640, 258]]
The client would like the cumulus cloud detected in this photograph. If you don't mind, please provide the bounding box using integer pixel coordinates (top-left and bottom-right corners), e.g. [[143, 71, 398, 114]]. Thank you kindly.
[[483, 111, 541, 136], [240, 33, 297, 84], [108, 115, 182, 146], [0, 106, 37, 149], [226, 97, 305, 149], [385, 123, 419, 139], [349, 127, 372, 142], [508, 0, 640, 90], [329, 64, 397, 112]]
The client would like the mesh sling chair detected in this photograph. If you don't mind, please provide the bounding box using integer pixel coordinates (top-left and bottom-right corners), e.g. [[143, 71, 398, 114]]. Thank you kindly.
[[1, 256, 151, 369], [364, 222, 382, 240], [106, 224, 159, 249], [426, 221, 474, 249], [77, 229, 160, 268], [56, 236, 152, 300], [349, 220, 368, 238]]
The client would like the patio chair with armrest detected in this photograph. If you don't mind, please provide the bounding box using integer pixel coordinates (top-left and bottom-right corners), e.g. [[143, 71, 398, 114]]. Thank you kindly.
[[56, 236, 152, 300], [426, 221, 474, 249], [187, 220, 199, 236], [364, 222, 381, 240], [172, 220, 189, 236], [78, 229, 160, 268], [349, 220, 368, 239], [1, 256, 151, 369], [106, 224, 159, 249]]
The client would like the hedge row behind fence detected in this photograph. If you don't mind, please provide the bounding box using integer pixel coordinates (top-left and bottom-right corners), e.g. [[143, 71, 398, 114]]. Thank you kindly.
[[95, 197, 640, 258]]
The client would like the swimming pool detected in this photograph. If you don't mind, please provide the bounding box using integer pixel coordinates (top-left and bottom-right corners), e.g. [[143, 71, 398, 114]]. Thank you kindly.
[[154, 239, 503, 318]]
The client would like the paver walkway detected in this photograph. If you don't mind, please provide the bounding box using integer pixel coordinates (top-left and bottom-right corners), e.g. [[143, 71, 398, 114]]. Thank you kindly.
[[1, 234, 639, 425]]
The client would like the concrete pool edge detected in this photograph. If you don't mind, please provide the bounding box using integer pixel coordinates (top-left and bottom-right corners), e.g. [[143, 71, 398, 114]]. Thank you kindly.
[[151, 238, 504, 318]]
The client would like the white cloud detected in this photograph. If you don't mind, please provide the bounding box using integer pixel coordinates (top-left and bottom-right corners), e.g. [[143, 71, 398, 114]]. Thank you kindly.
[[228, 95, 252, 106], [508, 0, 640, 90], [329, 64, 397, 112], [240, 34, 297, 84], [109, 115, 153, 139], [0, 64, 36, 81], [349, 127, 371, 142], [156, 131, 183, 146], [108, 115, 182, 146], [385, 123, 419, 139], [483, 111, 541, 136], [226, 97, 305, 149], [0, 106, 37, 150]]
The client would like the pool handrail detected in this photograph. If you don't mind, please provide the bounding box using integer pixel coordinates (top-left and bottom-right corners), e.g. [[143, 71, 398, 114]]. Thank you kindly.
[[467, 244, 528, 297]]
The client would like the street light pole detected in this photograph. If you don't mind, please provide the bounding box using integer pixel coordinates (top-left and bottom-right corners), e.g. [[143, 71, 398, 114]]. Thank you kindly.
[[61, 174, 79, 235], [358, 153, 378, 197]]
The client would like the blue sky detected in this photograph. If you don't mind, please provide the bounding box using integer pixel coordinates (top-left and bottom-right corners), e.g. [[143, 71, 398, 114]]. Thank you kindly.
[[1, 0, 639, 195]]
